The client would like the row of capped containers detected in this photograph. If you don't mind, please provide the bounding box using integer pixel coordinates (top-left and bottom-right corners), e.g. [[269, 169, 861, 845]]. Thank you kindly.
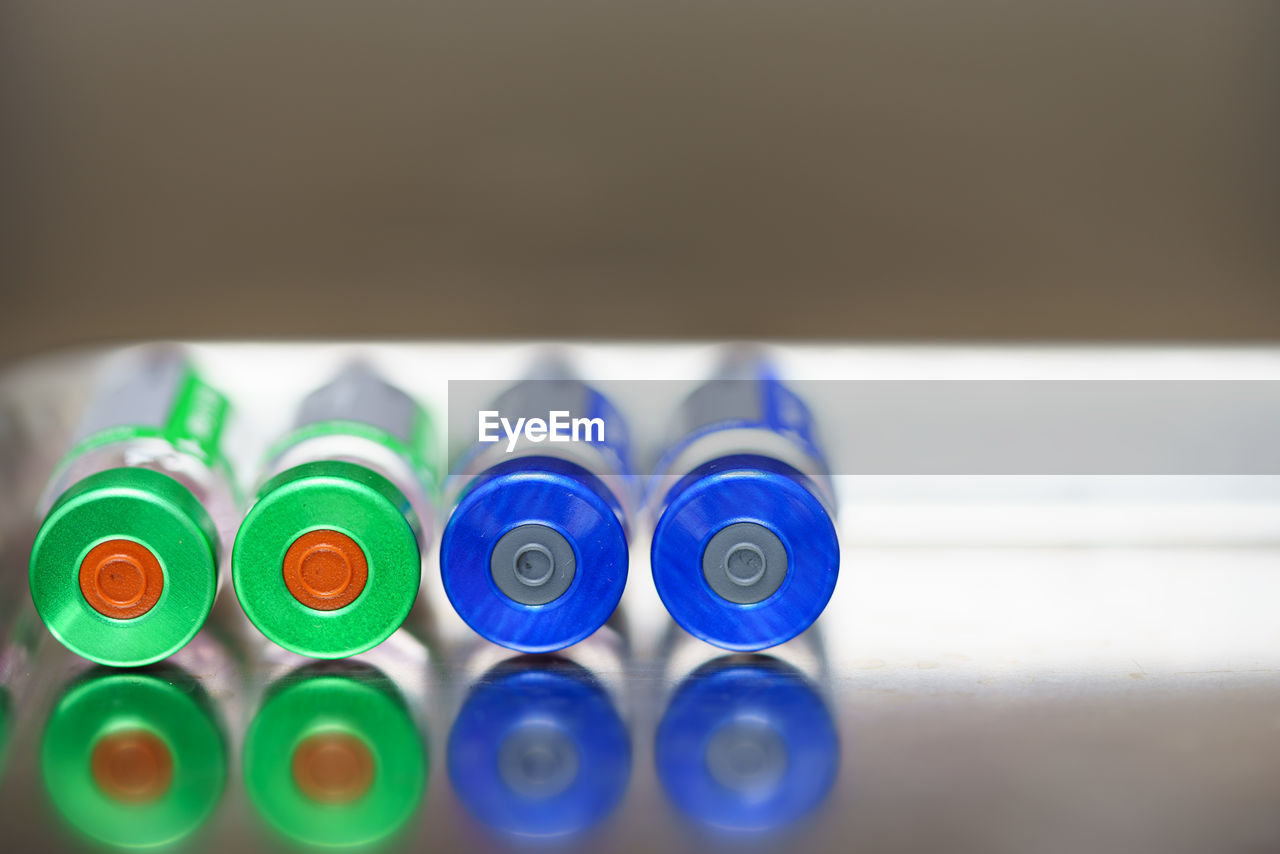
[[20, 624, 839, 850], [28, 347, 840, 668]]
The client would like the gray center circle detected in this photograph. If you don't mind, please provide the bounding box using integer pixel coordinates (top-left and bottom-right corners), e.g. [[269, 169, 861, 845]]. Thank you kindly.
[[513, 543, 555, 587], [702, 522, 788, 604], [491, 524, 577, 606], [704, 719, 788, 794], [498, 723, 581, 799], [725, 543, 767, 587]]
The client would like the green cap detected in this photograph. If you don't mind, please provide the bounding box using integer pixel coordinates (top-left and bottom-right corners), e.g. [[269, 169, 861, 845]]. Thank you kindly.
[[29, 467, 220, 667], [244, 669, 427, 848], [41, 669, 226, 849], [232, 461, 422, 659]]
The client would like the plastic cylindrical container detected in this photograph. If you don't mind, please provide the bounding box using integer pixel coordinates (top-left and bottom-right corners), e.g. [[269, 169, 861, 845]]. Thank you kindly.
[[41, 666, 228, 849], [29, 348, 239, 666], [440, 375, 632, 653], [650, 361, 840, 651], [448, 657, 631, 840], [242, 664, 427, 849], [233, 362, 435, 659]]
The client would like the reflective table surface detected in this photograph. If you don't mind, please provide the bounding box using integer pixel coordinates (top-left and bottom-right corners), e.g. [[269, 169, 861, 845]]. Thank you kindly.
[[3, 343, 1280, 853]]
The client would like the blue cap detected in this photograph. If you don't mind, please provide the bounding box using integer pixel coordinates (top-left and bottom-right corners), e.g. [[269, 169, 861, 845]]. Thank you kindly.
[[651, 454, 839, 651], [655, 658, 839, 836], [441, 457, 628, 653], [447, 661, 631, 839]]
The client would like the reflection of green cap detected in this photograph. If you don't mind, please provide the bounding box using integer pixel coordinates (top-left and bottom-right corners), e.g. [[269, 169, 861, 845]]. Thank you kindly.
[[41, 670, 226, 849], [29, 467, 219, 667], [233, 461, 422, 659], [244, 670, 427, 848]]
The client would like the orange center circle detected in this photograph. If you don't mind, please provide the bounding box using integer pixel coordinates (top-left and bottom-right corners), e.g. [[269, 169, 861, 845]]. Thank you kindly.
[[91, 729, 174, 804], [282, 529, 368, 611], [291, 732, 375, 804], [79, 539, 164, 620]]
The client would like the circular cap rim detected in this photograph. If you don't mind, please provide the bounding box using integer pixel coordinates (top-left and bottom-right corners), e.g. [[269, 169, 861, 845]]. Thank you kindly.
[[232, 461, 422, 659], [651, 465, 839, 651], [30, 468, 219, 667]]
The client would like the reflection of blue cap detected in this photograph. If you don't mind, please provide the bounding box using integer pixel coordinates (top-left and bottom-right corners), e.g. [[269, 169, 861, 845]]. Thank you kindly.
[[652, 454, 839, 651], [442, 457, 629, 653], [655, 658, 839, 836], [448, 660, 631, 840]]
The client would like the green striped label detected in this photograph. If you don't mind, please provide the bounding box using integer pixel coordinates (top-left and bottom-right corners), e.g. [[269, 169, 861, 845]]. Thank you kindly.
[[64, 363, 233, 476]]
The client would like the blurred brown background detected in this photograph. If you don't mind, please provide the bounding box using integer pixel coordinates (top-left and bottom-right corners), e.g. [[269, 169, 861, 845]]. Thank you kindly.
[[2, 1, 1277, 365]]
